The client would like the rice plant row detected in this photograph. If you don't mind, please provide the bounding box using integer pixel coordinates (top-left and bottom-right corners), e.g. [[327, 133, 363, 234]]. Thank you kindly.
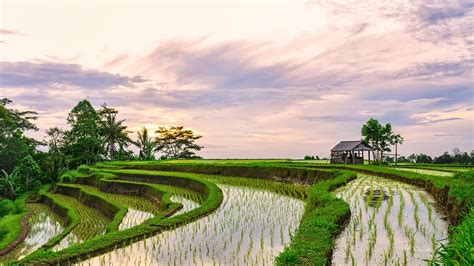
[[76, 184, 305, 265], [332, 174, 448, 265], [49, 193, 109, 251]]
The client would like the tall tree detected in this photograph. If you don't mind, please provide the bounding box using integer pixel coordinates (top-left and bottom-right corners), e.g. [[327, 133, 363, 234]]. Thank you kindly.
[[361, 118, 383, 161], [98, 104, 132, 160], [391, 134, 404, 165], [361, 118, 397, 163], [135, 127, 155, 160], [0, 98, 39, 173], [64, 99, 102, 167], [155, 126, 203, 159], [12, 155, 42, 193], [42, 127, 68, 181], [379, 123, 394, 161]]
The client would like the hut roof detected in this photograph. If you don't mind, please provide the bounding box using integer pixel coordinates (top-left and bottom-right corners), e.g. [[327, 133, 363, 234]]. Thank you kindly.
[[331, 140, 374, 152]]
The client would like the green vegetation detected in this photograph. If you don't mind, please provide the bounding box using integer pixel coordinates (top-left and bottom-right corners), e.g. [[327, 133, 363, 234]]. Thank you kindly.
[[0, 195, 28, 251], [17, 167, 223, 264], [276, 170, 356, 265], [154, 126, 203, 159], [0, 98, 472, 265], [361, 118, 403, 163]]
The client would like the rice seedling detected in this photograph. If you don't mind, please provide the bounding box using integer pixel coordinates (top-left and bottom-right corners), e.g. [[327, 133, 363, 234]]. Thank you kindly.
[[332, 174, 448, 265], [50, 193, 109, 251], [168, 195, 200, 218], [408, 190, 420, 230], [118, 209, 154, 231], [76, 184, 305, 265], [0, 204, 64, 262]]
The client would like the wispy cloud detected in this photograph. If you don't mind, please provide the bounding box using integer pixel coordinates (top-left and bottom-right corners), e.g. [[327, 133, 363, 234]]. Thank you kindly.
[[0, 28, 26, 36], [0, 61, 136, 89]]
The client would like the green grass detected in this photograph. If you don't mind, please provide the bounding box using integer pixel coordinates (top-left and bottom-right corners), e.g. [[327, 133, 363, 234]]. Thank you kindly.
[[430, 170, 474, 265], [275, 170, 356, 265], [0, 193, 29, 252]]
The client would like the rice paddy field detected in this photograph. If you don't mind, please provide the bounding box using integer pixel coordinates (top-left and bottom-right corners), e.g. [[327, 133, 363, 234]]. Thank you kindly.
[[78, 184, 305, 265], [332, 174, 448, 265], [50, 193, 109, 251], [1, 160, 472, 265], [0, 203, 64, 262]]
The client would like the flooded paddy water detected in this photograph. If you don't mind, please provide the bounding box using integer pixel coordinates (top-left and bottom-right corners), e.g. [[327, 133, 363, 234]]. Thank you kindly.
[[0, 203, 64, 262], [332, 174, 448, 265], [76, 184, 305, 266], [51, 193, 109, 251]]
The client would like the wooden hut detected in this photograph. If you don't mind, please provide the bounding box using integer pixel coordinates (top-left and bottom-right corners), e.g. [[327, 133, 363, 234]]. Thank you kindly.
[[330, 140, 374, 164]]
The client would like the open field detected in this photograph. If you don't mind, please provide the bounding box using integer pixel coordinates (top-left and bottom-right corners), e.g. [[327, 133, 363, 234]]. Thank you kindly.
[[0, 160, 472, 265]]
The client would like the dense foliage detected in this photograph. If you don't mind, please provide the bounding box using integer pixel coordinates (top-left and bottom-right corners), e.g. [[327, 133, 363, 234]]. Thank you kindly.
[[396, 148, 474, 165], [0, 98, 39, 174], [155, 126, 203, 159], [361, 118, 403, 163], [0, 98, 204, 201]]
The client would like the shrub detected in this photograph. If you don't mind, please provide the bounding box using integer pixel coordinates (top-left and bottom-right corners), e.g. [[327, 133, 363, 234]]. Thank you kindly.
[[0, 199, 15, 217]]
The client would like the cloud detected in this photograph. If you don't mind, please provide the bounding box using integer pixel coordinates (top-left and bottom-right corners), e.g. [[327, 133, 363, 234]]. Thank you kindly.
[[2, 1, 473, 157], [388, 60, 474, 79], [0, 28, 26, 35], [0, 61, 137, 89], [144, 40, 305, 90]]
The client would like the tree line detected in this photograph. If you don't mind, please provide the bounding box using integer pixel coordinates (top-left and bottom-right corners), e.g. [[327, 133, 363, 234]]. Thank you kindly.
[[396, 148, 474, 164], [0, 98, 202, 199], [361, 118, 473, 165]]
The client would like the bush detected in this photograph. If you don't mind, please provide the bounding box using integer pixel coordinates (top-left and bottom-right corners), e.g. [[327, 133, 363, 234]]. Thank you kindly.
[[61, 175, 72, 183], [0, 199, 15, 217], [0, 227, 8, 241]]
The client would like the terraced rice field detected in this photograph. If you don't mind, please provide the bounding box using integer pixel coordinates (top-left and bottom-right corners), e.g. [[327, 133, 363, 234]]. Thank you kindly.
[[67, 184, 161, 215], [4, 161, 464, 265], [76, 184, 305, 265], [0, 203, 64, 262], [332, 174, 448, 265], [50, 193, 109, 251]]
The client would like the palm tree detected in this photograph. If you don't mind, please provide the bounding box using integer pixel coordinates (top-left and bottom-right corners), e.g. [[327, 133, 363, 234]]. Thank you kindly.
[[98, 104, 132, 160], [135, 127, 156, 160], [0, 170, 20, 199], [391, 134, 404, 165]]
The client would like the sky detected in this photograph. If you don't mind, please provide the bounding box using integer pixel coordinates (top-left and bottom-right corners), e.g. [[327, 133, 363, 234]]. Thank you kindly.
[[0, 0, 473, 158]]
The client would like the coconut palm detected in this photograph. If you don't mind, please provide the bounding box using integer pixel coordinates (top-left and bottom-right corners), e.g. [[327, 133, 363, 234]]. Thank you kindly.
[[135, 127, 156, 160], [391, 134, 404, 165], [98, 104, 133, 160]]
